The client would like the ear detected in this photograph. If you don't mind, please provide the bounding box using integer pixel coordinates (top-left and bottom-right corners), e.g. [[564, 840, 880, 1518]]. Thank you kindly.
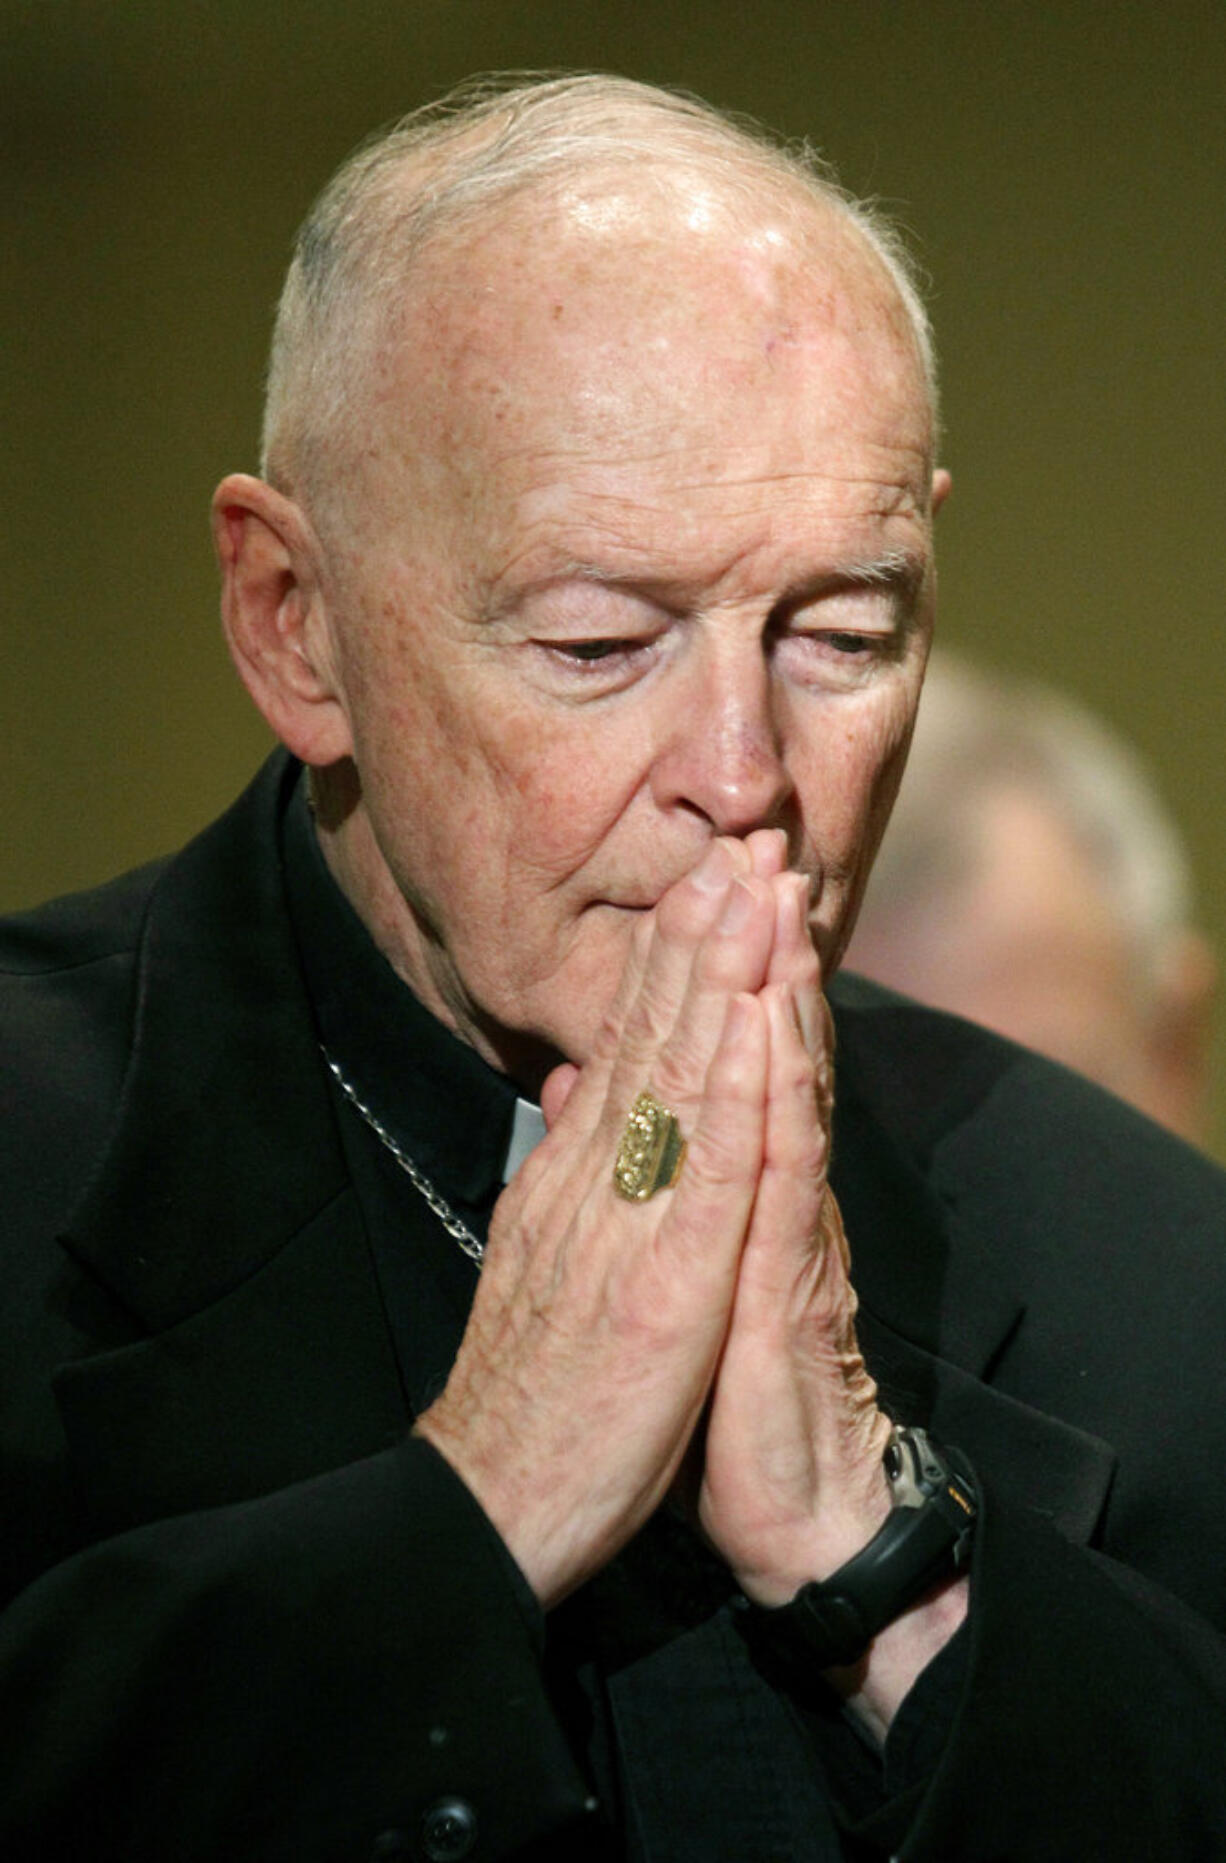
[[931, 467, 953, 514], [212, 473, 354, 766], [1145, 927, 1218, 1146]]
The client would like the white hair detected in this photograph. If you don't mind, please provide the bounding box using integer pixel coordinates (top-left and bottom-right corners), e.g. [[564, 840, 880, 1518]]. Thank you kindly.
[[862, 653, 1197, 1000], [260, 71, 938, 508]]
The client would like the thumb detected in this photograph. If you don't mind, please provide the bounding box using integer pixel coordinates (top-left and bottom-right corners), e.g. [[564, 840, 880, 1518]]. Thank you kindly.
[[541, 1061, 582, 1129]]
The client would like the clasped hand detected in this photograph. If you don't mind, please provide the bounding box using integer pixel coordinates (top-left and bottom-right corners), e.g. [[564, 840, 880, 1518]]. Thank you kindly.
[[416, 833, 894, 1620]]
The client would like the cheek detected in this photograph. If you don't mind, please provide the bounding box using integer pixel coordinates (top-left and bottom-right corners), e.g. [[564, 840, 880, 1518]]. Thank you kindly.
[[339, 641, 511, 929], [789, 688, 918, 943], [361, 690, 485, 845], [470, 697, 658, 898], [357, 668, 647, 935], [860, 709, 917, 846], [795, 692, 914, 856]]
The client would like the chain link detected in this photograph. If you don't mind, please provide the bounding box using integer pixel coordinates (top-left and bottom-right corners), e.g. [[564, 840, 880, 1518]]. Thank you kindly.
[[321, 1049, 485, 1266]]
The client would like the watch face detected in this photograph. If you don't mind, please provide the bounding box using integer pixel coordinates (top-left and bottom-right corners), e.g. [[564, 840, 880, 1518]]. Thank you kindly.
[[884, 1426, 933, 1507]]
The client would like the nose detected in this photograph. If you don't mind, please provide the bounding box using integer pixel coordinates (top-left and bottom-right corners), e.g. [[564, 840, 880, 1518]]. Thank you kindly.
[[648, 642, 794, 836]]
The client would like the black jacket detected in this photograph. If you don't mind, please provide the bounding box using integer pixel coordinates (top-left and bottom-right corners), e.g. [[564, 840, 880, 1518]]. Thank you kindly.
[[3, 754, 1226, 1859]]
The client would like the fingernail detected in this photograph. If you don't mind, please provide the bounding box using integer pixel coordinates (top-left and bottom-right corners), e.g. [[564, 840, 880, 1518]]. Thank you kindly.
[[719, 878, 754, 932], [690, 841, 733, 894]]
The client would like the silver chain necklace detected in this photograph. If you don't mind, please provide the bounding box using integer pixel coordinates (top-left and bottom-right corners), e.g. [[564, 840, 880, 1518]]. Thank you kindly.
[[322, 1049, 486, 1267]]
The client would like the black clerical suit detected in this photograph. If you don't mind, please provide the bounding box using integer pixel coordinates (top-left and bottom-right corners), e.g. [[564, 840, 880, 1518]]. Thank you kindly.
[[3, 753, 1226, 1861]]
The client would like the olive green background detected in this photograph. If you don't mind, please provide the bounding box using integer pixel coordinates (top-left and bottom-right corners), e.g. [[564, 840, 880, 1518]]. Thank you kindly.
[[4, 2, 1224, 1152]]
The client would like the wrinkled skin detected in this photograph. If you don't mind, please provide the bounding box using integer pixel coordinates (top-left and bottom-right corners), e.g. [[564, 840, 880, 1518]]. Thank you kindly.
[[215, 160, 962, 1735]]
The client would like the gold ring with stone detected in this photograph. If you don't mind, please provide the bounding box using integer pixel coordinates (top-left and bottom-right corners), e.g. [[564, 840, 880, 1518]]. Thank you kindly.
[[613, 1090, 687, 1201]]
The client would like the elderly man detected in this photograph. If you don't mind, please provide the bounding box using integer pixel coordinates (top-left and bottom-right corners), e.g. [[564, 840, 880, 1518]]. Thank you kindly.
[[2, 74, 1225, 1862]]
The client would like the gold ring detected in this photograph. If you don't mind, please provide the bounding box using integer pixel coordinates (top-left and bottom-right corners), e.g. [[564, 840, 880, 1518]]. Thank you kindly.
[[613, 1090, 687, 1201]]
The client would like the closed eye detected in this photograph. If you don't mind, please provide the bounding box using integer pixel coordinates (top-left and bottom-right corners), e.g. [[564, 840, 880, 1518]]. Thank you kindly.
[[554, 638, 639, 662], [822, 631, 879, 654], [531, 632, 665, 695], [768, 619, 903, 690]]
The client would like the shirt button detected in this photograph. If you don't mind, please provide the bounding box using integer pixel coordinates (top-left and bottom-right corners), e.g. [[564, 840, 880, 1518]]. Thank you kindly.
[[420, 1795, 479, 1860]]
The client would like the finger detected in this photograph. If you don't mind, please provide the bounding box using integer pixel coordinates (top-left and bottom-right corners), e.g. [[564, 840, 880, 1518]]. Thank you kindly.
[[767, 872, 823, 1060], [553, 837, 751, 1141], [744, 827, 789, 879], [540, 1061, 580, 1129], [516, 842, 766, 1258], [644, 988, 769, 1281], [608, 872, 777, 1134], [762, 981, 827, 1183], [721, 982, 827, 1310], [512, 897, 774, 1278], [550, 851, 772, 1161]]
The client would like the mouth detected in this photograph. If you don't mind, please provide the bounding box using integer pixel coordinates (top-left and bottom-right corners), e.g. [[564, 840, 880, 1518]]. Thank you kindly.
[[589, 898, 657, 918], [595, 860, 822, 917]]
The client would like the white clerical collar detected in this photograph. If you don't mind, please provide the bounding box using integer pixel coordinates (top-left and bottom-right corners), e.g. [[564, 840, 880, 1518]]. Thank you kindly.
[[504, 1096, 547, 1182]]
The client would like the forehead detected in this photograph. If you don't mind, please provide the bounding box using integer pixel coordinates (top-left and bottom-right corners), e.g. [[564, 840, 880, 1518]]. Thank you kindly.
[[360, 166, 933, 584]]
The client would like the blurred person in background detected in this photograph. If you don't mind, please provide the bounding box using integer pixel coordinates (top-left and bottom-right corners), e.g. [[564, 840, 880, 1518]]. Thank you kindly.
[[845, 653, 1217, 1147]]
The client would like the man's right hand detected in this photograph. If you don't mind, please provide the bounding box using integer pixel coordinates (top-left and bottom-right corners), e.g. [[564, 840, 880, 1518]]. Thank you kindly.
[[413, 834, 789, 1607]]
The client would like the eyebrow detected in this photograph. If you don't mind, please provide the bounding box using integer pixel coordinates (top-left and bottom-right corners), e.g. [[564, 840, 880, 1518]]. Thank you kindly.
[[557, 550, 926, 604], [483, 545, 928, 625], [835, 549, 926, 595]]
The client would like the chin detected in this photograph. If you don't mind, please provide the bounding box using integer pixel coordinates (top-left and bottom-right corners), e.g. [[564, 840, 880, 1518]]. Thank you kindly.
[[478, 911, 649, 1079], [472, 974, 610, 1088], [535, 999, 606, 1072]]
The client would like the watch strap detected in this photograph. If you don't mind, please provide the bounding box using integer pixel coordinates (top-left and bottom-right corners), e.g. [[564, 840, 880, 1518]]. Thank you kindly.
[[736, 1429, 977, 1673]]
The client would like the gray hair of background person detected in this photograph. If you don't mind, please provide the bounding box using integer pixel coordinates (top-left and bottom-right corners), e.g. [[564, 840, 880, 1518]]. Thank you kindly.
[[877, 657, 1197, 995], [847, 652, 1217, 1144]]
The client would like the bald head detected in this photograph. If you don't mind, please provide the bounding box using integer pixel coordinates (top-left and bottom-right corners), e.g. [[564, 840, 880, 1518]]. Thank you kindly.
[[260, 73, 937, 523]]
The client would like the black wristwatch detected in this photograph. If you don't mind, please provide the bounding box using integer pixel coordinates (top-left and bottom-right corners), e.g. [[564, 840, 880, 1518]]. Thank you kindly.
[[736, 1427, 977, 1673]]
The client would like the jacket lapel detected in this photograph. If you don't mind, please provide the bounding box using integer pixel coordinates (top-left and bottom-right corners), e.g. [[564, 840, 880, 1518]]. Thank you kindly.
[[831, 1007, 1116, 1548], [60, 757, 346, 1329], [54, 756, 408, 1535]]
